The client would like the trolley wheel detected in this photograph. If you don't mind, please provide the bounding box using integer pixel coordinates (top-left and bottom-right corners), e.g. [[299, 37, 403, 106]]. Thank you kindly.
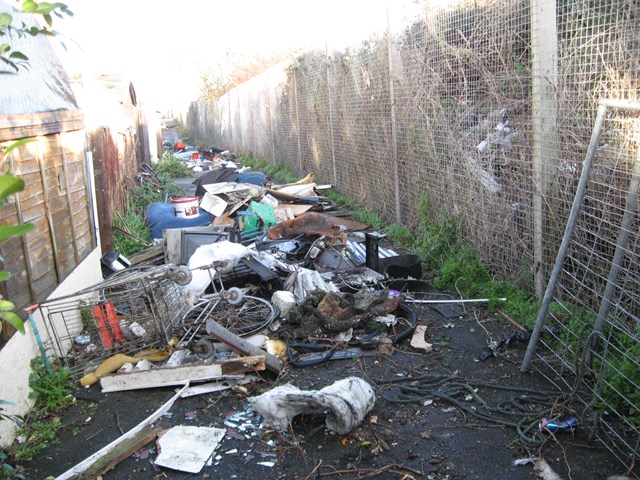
[[192, 338, 215, 359], [226, 287, 244, 305], [167, 265, 192, 286]]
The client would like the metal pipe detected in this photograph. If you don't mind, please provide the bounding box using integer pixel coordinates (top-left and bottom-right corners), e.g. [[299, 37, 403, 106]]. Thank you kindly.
[[586, 139, 640, 366], [25, 304, 50, 370], [364, 232, 386, 272], [521, 102, 608, 372], [599, 99, 640, 111], [405, 297, 507, 304]]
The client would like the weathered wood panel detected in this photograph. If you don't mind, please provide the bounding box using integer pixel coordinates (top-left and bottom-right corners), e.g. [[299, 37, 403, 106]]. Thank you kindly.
[[0, 125, 96, 347], [0, 111, 84, 142]]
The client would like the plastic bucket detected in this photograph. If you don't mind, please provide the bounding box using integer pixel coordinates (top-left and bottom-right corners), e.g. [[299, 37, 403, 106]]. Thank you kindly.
[[172, 196, 200, 218]]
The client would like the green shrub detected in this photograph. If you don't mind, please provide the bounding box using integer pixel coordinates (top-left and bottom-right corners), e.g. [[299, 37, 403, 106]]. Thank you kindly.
[[155, 152, 192, 180], [434, 245, 490, 297], [385, 223, 415, 248], [413, 194, 460, 269], [28, 359, 74, 415], [113, 209, 152, 258], [0, 450, 24, 480]]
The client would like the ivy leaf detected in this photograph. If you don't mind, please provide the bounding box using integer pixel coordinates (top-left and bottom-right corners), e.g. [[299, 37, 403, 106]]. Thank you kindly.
[[0, 223, 35, 241], [0, 271, 10, 281], [0, 311, 24, 334]]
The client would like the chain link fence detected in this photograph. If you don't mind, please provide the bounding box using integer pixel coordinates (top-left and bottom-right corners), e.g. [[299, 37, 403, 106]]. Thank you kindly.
[[185, 0, 639, 472]]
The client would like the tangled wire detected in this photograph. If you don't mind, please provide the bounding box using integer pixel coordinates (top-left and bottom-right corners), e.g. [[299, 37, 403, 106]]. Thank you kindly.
[[377, 374, 584, 447]]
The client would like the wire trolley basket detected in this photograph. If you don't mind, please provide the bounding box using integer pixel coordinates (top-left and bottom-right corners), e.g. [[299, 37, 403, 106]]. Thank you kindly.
[[38, 264, 193, 376]]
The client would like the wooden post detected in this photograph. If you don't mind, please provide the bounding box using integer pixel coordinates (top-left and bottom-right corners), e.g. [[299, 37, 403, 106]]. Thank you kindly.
[[268, 69, 277, 164], [59, 134, 80, 265], [227, 89, 233, 148], [326, 43, 338, 187], [92, 127, 115, 252], [35, 140, 63, 283], [531, 0, 558, 298], [387, 9, 402, 224], [293, 71, 303, 173]]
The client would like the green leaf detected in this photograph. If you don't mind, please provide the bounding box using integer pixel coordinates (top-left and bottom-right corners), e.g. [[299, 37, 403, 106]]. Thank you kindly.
[[0, 223, 35, 240], [0, 43, 10, 54], [9, 51, 29, 61], [35, 2, 59, 15], [0, 271, 10, 281], [0, 173, 26, 197], [43, 13, 52, 27], [2, 138, 36, 161], [20, 0, 38, 13], [0, 311, 25, 334], [0, 299, 15, 311], [0, 13, 12, 28], [0, 57, 19, 73]]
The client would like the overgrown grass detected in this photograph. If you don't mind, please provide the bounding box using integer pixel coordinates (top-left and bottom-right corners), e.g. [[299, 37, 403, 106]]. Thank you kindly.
[[155, 151, 193, 181], [113, 208, 153, 257], [10, 359, 75, 463], [237, 154, 299, 183], [113, 154, 191, 256]]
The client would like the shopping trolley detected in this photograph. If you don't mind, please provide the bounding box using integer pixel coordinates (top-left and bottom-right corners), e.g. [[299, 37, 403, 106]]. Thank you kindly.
[[38, 264, 193, 376]]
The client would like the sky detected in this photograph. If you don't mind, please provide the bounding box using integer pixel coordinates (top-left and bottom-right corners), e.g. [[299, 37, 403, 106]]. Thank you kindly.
[[52, 0, 424, 114]]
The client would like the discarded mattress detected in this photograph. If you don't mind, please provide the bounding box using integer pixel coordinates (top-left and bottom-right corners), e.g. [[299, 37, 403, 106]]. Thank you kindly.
[[146, 202, 213, 240], [248, 376, 375, 434]]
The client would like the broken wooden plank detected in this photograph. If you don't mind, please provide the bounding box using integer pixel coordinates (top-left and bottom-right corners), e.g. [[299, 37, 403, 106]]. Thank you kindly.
[[55, 384, 188, 480], [100, 357, 266, 393], [205, 319, 282, 374], [179, 375, 259, 398], [128, 243, 165, 266], [76, 426, 159, 480]]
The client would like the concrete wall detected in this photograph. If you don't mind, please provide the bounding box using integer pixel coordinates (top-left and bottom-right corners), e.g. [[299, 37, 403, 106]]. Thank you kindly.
[[0, 246, 103, 447]]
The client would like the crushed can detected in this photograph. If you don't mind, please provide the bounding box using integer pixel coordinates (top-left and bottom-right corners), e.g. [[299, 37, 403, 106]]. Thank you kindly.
[[539, 417, 578, 433]]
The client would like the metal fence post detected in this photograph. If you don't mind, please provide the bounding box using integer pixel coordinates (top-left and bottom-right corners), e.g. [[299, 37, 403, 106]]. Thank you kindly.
[[586, 100, 640, 366], [521, 102, 608, 372]]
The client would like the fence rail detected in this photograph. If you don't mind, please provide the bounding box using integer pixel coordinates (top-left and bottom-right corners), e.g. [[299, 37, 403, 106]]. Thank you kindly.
[[185, 0, 640, 473]]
